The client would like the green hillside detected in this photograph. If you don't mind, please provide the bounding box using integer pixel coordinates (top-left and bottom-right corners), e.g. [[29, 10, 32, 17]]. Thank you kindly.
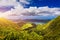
[[43, 16, 60, 40], [0, 18, 21, 40], [0, 18, 20, 30], [0, 16, 60, 40]]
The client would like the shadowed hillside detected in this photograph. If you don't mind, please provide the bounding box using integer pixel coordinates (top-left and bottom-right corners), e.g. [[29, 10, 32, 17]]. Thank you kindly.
[[16, 21, 27, 27]]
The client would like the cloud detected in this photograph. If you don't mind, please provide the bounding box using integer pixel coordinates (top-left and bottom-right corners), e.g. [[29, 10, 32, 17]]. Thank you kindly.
[[0, 0, 60, 19], [1, 6, 60, 17], [0, 0, 30, 7], [0, 0, 19, 6]]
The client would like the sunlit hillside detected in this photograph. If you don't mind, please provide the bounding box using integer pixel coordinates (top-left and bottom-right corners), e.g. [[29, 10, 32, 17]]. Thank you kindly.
[[0, 18, 20, 30], [0, 16, 60, 40], [43, 16, 60, 40], [0, 18, 21, 40]]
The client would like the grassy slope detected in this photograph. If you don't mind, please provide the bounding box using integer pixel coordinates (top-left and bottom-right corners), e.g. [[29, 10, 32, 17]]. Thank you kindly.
[[0, 18, 21, 40], [0, 16, 60, 40], [43, 16, 60, 40], [0, 18, 20, 30]]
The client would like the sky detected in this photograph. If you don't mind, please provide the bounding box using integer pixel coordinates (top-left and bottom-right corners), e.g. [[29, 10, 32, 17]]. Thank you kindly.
[[19, 0, 60, 8], [0, 0, 60, 20]]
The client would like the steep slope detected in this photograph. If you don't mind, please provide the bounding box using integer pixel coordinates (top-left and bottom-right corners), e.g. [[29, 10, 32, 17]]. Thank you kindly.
[[0, 18, 20, 31], [0, 18, 22, 40], [43, 16, 60, 40]]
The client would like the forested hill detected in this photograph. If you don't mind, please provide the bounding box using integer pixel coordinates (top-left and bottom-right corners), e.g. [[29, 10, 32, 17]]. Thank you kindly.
[[0, 16, 60, 40], [43, 16, 60, 40]]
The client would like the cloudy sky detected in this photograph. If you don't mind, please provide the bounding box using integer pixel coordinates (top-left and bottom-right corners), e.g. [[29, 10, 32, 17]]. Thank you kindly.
[[0, 0, 60, 20]]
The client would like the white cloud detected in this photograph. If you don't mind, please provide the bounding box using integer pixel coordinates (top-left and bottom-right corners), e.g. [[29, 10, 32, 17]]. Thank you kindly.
[[1, 6, 60, 18], [0, 0, 60, 19], [0, 0, 19, 6], [0, 0, 29, 6]]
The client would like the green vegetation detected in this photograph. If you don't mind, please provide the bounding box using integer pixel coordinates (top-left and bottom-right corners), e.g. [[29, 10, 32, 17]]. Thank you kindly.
[[0, 16, 60, 40]]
